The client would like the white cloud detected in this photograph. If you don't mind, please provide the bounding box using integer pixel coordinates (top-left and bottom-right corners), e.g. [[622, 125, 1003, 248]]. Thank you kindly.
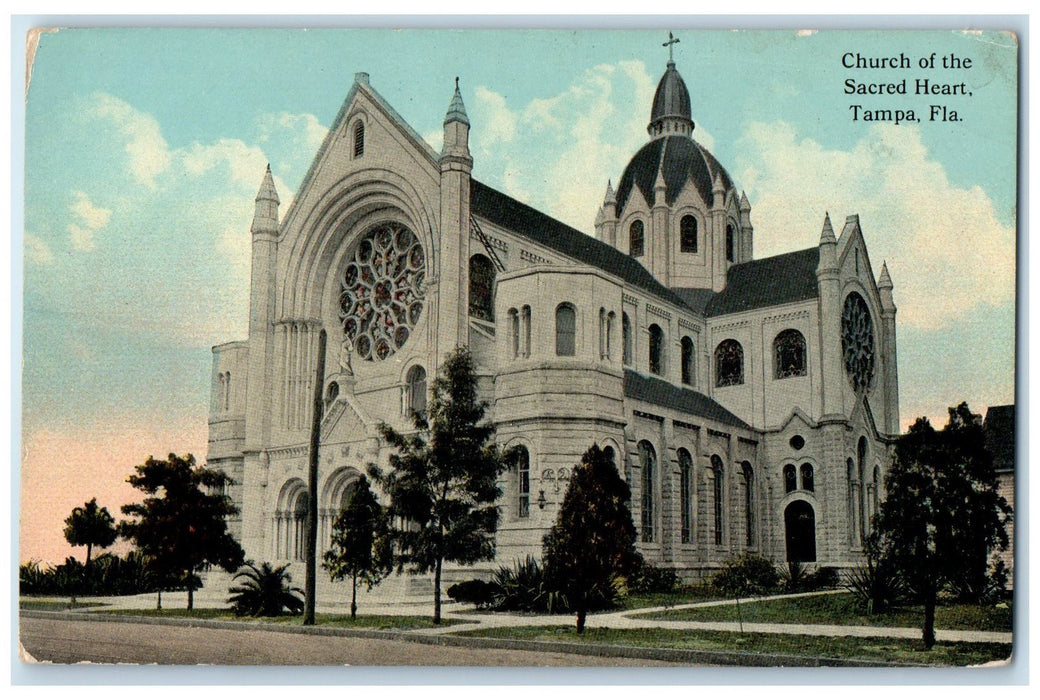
[[736, 122, 1015, 331], [24, 233, 53, 265], [258, 112, 328, 153], [182, 138, 271, 191], [87, 92, 170, 188], [474, 86, 517, 152], [67, 190, 111, 251]]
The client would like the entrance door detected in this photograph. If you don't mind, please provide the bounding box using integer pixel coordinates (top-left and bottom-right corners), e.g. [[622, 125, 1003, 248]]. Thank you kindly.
[[784, 500, 816, 562]]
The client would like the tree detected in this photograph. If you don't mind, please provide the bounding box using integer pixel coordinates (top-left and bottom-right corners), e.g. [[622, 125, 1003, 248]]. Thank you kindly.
[[323, 475, 392, 619], [119, 453, 245, 610], [227, 562, 304, 617], [369, 347, 509, 624], [63, 498, 118, 568], [874, 403, 1011, 649], [542, 444, 640, 634]]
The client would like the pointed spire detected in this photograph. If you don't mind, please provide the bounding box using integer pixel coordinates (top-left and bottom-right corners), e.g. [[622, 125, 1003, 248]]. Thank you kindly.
[[444, 76, 470, 126], [654, 161, 667, 192], [603, 179, 616, 205], [739, 190, 751, 211], [819, 212, 836, 245], [878, 261, 893, 289], [251, 164, 280, 236]]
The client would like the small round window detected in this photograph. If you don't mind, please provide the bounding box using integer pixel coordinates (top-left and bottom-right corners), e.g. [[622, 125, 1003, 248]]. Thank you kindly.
[[789, 435, 805, 451]]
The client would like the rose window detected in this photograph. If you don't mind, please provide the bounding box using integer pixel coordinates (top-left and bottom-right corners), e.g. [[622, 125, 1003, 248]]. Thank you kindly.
[[841, 292, 875, 392], [338, 222, 425, 362]]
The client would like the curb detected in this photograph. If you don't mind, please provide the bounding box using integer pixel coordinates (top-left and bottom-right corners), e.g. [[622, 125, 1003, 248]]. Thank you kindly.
[[19, 609, 927, 667]]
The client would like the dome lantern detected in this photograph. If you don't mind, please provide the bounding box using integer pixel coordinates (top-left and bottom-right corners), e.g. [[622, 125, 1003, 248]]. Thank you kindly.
[[648, 38, 694, 138]]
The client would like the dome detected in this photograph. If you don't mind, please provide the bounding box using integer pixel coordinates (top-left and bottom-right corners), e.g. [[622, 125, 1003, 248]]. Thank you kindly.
[[615, 135, 734, 213], [649, 61, 693, 136]]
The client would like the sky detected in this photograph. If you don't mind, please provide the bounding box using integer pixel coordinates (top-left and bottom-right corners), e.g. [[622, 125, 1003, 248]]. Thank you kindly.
[[18, 27, 1018, 566]]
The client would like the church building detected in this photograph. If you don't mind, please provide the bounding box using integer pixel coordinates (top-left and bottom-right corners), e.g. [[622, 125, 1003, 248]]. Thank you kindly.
[[207, 52, 900, 588]]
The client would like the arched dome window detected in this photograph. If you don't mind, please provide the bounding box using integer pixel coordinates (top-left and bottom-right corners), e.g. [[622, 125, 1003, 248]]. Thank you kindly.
[[774, 329, 807, 379], [556, 303, 576, 356], [715, 339, 744, 387], [639, 441, 656, 542], [405, 365, 427, 416], [725, 223, 736, 262], [629, 220, 645, 258], [681, 336, 695, 385], [648, 324, 665, 375], [468, 254, 495, 322], [353, 120, 365, 158], [680, 215, 698, 253]]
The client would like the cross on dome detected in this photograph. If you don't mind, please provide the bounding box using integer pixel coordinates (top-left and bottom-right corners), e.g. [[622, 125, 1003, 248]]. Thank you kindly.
[[663, 31, 680, 63]]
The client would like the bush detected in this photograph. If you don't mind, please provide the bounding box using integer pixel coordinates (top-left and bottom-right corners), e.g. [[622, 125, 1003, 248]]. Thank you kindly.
[[629, 560, 679, 594], [843, 554, 907, 614], [492, 556, 561, 612], [806, 566, 839, 590], [711, 554, 780, 596], [446, 579, 502, 609], [227, 562, 304, 617], [780, 562, 840, 592]]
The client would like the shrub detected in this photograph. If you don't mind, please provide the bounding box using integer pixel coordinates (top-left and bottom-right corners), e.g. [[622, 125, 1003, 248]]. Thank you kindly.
[[629, 560, 679, 594], [227, 562, 304, 617], [778, 560, 807, 592], [492, 556, 558, 613], [446, 579, 502, 609], [806, 566, 839, 590], [843, 553, 907, 615], [711, 554, 780, 596]]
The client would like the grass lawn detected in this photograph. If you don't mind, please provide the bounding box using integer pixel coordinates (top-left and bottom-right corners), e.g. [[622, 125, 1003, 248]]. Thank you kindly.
[[19, 598, 107, 611], [452, 625, 1011, 666], [621, 587, 723, 610], [91, 607, 472, 630], [635, 592, 1013, 632]]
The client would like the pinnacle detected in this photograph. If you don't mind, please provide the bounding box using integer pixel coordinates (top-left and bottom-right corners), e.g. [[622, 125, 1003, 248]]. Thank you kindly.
[[604, 179, 616, 204], [878, 261, 893, 288], [256, 164, 280, 204], [444, 77, 470, 126], [820, 212, 836, 244]]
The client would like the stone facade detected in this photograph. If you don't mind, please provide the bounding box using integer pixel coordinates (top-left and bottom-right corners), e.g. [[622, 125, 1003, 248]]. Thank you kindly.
[[207, 60, 901, 587]]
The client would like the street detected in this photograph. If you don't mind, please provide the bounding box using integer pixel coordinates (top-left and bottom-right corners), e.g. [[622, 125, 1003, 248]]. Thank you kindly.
[[19, 615, 675, 667]]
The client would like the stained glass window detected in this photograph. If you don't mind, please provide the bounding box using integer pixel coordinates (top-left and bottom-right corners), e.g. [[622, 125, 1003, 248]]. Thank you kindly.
[[630, 220, 645, 257], [516, 446, 530, 518], [715, 339, 744, 387], [774, 329, 807, 379], [338, 222, 425, 362], [841, 293, 876, 392], [468, 254, 496, 322]]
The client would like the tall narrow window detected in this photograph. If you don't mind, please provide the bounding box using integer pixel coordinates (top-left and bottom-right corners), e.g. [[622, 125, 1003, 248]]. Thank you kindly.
[[622, 312, 632, 365], [648, 324, 664, 376], [293, 491, 309, 562], [599, 308, 607, 359], [715, 339, 744, 387], [681, 336, 694, 385], [468, 254, 496, 321], [639, 441, 656, 542], [783, 464, 797, 493], [774, 329, 807, 379], [223, 372, 231, 411], [406, 365, 427, 416], [847, 458, 859, 546], [711, 455, 724, 546], [606, 311, 616, 360], [516, 446, 530, 518], [521, 305, 531, 357], [353, 121, 365, 158], [725, 223, 736, 262], [680, 215, 698, 253], [742, 461, 754, 548], [629, 220, 645, 257], [555, 303, 576, 356], [508, 308, 520, 358], [800, 463, 815, 492], [679, 449, 693, 544]]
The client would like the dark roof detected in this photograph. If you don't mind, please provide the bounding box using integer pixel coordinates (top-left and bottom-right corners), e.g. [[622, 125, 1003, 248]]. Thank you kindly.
[[470, 179, 688, 308], [651, 61, 692, 125], [704, 247, 820, 317], [624, 370, 751, 430], [984, 404, 1015, 474], [670, 287, 714, 315], [615, 136, 733, 213]]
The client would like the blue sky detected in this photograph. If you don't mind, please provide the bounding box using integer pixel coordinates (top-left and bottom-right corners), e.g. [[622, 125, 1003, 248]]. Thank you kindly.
[[20, 28, 1018, 563]]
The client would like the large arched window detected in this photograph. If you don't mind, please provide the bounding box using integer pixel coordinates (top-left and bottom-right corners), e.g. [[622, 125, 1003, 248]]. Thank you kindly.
[[681, 336, 695, 385], [715, 339, 744, 387], [555, 303, 576, 356], [515, 446, 531, 519], [405, 365, 427, 416], [680, 215, 698, 253], [622, 312, 632, 365], [648, 324, 665, 375], [353, 120, 365, 158], [468, 254, 496, 322], [711, 455, 724, 546], [774, 329, 807, 379], [741, 461, 754, 548], [629, 220, 645, 258], [679, 449, 693, 544], [639, 441, 656, 542], [725, 223, 736, 262]]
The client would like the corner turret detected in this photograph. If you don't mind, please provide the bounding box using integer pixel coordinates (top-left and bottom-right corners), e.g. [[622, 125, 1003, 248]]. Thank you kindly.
[[251, 164, 280, 238]]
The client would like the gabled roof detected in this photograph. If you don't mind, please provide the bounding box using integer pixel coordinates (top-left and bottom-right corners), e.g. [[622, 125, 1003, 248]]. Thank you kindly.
[[623, 370, 751, 430], [470, 179, 689, 308], [704, 247, 820, 317], [984, 404, 1015, 474]]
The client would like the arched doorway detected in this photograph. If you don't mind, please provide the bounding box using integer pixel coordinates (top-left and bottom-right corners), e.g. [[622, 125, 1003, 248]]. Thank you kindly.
[[784, 500, 816, 562]]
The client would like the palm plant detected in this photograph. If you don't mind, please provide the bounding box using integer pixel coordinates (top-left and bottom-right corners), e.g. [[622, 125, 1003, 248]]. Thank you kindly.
[[227, 562, 304, 617]]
